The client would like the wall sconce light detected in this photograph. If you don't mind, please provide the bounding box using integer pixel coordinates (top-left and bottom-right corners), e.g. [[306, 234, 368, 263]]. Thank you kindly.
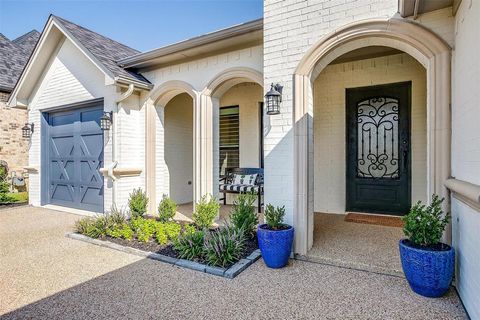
[[100, 111, 113, 131], [265, 83, 283, 115], [21, 123, 34, 138]]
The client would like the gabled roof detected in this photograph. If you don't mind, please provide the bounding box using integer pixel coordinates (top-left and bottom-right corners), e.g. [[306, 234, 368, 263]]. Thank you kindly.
[[52, 16, 150, 85], [0, 31, 39, 92], [12, 30, 41, 55]]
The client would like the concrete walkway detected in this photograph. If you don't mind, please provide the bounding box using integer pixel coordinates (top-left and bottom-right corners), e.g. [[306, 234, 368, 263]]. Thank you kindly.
[[0, 206, 468, 319]]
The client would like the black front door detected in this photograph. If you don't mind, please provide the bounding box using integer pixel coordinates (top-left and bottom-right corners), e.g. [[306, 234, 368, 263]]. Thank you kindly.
[[346, 82, 411, 215]]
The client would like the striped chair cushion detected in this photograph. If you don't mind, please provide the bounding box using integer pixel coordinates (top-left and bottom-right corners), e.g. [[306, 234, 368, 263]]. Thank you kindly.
[[219, 184, 260, 193], [233, 173, 257, 186]]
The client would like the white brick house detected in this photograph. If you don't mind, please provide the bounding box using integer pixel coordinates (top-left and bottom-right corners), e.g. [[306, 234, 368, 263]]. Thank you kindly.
[[7, 1, 480, 317]]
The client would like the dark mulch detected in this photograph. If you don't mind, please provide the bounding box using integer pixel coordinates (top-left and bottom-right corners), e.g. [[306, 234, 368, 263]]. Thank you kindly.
[[107, 236, 180, 258], [0, 202, 28, 210], [105, 234, 259, 267]]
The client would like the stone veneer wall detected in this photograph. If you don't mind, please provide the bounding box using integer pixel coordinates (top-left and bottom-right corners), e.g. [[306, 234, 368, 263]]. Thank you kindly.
[[0, 91, 28, 173]]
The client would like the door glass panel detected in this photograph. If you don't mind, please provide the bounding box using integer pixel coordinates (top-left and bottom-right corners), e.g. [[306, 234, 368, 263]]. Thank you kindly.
[[357, 97, 399, 179]]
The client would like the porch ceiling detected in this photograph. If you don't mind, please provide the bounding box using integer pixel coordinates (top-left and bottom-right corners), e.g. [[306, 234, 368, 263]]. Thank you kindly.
[[398, 0, 454, 18]]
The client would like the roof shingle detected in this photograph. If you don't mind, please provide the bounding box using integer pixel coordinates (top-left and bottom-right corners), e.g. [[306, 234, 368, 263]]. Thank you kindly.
[[0, 31, 38, 92], [52, 16, 150, 85], [12, 30, 41, 56]]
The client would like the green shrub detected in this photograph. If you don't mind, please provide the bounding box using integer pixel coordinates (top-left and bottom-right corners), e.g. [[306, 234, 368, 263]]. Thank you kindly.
[[128, 188, 148, 218], [183, 224, 196, 235], [192, 194, 219, 229], [204, 225, 246, 268], [402, 195, 450, 247], [130, 217, 156, 242], [155, 221, 181, 245], [0, 169, 14, 203], [174, 230, 205, 261], [106, 205, 127, 224], [0, 186, 15, 203], [75, 217, 96, 235], [107, 223, 134, 240], [74, 215, 110, 239], [264, 204, 286, 230], [0, 180, 9, 194], [0, 166, 6, 181], [230, 193, 258, 238], [6, 191, 28, 203], [92, 215, 112, 238], [158, 195, 177, 222]]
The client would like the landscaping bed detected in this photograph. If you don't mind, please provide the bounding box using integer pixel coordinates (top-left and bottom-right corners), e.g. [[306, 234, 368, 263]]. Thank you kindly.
[[105, 232, 259, 266], [72, 190, 262, 277], [0, 192, 29, 209]]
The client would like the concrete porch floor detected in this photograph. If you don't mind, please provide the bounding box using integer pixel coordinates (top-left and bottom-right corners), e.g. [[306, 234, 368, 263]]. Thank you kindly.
[[300, 213, 404, 276]]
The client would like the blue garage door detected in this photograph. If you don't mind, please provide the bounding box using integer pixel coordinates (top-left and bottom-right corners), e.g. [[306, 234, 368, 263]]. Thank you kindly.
[[45, 105, 104, 212]]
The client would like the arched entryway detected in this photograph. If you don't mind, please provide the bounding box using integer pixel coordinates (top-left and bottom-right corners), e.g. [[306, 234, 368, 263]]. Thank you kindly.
[[293, 18, 451, 256], [163, 93, 194, 204], [202, 67, 264, 211], [144, 80, 198, 213]]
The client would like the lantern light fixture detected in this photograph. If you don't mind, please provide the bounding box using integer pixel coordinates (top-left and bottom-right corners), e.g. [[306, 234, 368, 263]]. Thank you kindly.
[[21, 123, 34, 138], [265, 83, 283, 115], [100, 111, 113, 131]]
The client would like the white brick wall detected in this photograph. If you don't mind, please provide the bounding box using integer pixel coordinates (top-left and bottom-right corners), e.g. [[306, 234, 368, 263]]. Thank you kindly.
[[263, 0, 454, 227], [264, 0, 398, 225], [142, 46, 263, 93], [451, 0, 480, 318], [313, 53, 427, 213], [114, 92, 146, 210]]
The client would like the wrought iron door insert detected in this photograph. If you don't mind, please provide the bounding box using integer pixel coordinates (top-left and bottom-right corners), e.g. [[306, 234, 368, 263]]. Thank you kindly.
[[346, 82, 411, 215]]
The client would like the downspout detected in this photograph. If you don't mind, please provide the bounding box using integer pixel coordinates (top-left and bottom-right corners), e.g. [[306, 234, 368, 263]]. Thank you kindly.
[[109, 83, 135, 206]]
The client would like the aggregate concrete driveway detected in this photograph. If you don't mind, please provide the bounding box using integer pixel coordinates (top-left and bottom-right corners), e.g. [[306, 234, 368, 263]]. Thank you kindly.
[[0, 206, 468, 319]]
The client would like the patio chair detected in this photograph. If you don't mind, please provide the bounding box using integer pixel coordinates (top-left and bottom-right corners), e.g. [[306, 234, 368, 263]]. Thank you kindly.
[[219, 167, 264, 213]]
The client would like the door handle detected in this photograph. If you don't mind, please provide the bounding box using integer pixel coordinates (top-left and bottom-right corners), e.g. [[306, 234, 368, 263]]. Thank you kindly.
[[403, 150, 408, 169]]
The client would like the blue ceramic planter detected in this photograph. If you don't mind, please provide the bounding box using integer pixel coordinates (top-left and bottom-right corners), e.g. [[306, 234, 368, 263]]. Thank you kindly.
[[399, 239, 455, 298], [257, 224, 294, 268]]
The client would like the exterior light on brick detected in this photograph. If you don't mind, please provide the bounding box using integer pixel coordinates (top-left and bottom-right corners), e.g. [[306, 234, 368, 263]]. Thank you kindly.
[[21, 123, 34, 139], [265, 83, 283, 115]]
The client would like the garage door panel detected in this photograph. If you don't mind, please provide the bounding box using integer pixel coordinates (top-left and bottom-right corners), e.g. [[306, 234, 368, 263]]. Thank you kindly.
[[80, 109, 102, 127], [80, 160, 103, 184], [51, 112, 78, 127], [80, 133, 103, 157], [50, 160, 74, 181], [80, 186, 103, 206], [45, 104, 104, 212], [51, 184, 75, 202], [50, 136, 75, 157]]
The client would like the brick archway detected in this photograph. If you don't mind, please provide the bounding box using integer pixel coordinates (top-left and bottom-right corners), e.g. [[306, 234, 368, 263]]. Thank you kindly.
[[293, 18, 451, 254]]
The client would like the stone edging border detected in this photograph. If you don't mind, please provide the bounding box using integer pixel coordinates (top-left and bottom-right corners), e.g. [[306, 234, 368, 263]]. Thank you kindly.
[[0, 202, 28, 211], [66, 232, 261, 279]]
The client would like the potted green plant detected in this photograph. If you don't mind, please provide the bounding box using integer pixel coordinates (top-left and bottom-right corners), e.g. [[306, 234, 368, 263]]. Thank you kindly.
[[399, 195, 454, 297], [257, 204, 294, 268]]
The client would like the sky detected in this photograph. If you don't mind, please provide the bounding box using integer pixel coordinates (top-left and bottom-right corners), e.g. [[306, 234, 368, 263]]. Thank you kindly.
[[0, 0, 263, 52]]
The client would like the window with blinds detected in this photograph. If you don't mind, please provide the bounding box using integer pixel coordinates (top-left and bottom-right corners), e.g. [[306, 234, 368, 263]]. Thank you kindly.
[[219, 106, 239, 175]]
